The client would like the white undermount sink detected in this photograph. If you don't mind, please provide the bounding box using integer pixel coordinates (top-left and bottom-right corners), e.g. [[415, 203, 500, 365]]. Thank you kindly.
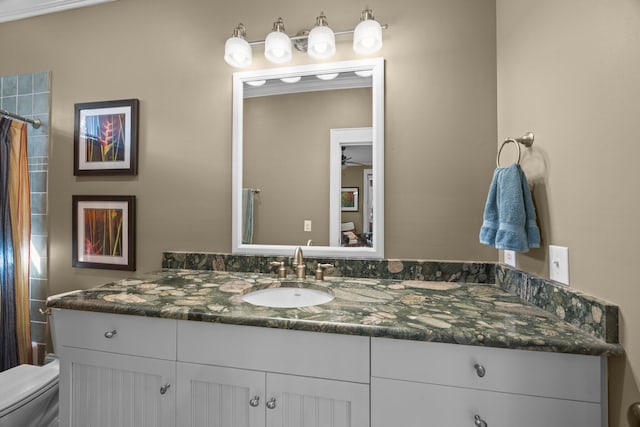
[[242, 283, 334, 308]]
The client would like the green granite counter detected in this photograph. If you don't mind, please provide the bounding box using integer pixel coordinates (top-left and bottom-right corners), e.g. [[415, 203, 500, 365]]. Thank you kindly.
[[46, 269, 623, 356]]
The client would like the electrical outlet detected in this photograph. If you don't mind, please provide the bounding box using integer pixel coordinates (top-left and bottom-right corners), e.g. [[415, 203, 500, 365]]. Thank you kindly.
[[504, 250, 516, 267], [304, 220, 312, 232], [549, 245, 569, 285]]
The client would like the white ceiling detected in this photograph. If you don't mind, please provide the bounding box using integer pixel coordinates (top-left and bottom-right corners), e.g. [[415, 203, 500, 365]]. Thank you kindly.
[[0, 0, 114, 23], [343, 145, 372, 166]]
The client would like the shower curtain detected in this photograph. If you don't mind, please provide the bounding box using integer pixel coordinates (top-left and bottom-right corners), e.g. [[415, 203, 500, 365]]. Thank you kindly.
[[0, 118, 32, 370]]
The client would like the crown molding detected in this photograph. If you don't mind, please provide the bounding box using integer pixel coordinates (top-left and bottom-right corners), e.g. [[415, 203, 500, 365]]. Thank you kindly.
[[0, 0, 115, 23]]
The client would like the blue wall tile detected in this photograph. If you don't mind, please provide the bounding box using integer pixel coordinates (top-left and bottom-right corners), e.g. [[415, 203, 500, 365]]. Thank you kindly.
[[17, 74, 33, 95], [1, 76, 17, 97]]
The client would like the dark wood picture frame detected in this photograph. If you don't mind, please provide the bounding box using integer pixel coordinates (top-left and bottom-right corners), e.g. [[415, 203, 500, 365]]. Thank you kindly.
[[74, 99, 139, 176], [72, 195, 136, 271]]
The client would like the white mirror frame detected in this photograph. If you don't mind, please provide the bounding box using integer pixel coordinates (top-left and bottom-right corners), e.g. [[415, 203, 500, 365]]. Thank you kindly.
[[232, 57, 384, 259]]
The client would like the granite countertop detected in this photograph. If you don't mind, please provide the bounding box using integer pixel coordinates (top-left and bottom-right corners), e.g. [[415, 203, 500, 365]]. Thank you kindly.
[[46, 269, 623, 356]]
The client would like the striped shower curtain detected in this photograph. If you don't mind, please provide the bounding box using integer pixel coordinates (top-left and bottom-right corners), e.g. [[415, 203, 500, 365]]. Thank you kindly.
[[0, 118, 32, 370]]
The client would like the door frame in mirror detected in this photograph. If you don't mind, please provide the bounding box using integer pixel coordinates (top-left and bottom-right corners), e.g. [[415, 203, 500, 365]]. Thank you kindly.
[[232, 58, 384, 259], [329, 127, 373, 247]]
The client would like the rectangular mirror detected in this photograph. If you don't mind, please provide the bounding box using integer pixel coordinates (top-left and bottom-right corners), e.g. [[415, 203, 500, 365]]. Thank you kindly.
[[232, 58, 384, 258]]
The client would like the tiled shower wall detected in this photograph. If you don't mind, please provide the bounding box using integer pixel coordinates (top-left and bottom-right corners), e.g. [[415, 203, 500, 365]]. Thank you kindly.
[[0, 72, 50, 364]]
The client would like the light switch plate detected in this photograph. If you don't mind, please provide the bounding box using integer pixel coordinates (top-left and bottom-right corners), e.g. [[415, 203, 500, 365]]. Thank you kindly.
[[549, 245, 569, 285], [504, 250, 516, 267], [303, 220, 312, 232]]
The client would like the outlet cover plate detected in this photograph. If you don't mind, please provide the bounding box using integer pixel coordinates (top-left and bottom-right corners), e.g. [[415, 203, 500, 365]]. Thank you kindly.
[[549, 245, 569, 285]]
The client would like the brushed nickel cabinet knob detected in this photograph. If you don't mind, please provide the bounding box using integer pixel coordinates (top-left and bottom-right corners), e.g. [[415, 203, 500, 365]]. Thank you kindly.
[[474, 363, 486, 378]]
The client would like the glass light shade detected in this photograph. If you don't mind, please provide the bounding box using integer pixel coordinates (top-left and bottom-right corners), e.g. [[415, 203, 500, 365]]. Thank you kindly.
[[316, 73, 339, 81], [224, 36, 252, 68], [246, 80, 267, 87], [353, 19, 383, 55], [354, 70, 373, 77], [264, 31, 292, 64], [280, 76, 301, 83], [307, 25, 336, 59]]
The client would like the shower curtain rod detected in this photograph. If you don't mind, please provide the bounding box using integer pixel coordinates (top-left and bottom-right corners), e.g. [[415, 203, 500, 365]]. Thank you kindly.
[[0, 108, 41, 129]]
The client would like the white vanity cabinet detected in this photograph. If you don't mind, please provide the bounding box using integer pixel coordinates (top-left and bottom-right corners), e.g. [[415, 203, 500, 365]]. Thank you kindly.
[[370, 338, 606, 427], [177, 363, 265, 427], [51, 308, 609, 427], [176, 321, 370, 427], [52, 309, 177, 427]]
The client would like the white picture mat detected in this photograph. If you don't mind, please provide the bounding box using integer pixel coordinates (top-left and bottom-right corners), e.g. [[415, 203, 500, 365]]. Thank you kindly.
[[78, 106, 132, 170], [77, 200, 129, 265]]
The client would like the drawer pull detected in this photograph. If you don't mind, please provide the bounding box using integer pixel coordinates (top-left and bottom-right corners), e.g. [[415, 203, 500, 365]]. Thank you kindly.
[[266, 397, 277, 410], [249, 396, 260, 407], [473, 363, 486, 378], [160, 384, 171, 395], [104, 330, 117, 339], [474, 415, 488, 427]]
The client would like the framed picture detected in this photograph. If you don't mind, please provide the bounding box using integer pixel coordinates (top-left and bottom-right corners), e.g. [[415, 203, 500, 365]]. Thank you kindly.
[[72, 195, 136, 271], [74, 99, 139, 175], [341, 187, 359, 212]]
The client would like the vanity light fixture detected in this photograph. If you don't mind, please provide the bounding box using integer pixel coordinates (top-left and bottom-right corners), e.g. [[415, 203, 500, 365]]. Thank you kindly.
[[307, 12, 336, 59], [264, 18, 293, 64], [224, 24, 252, 68], [224, 9, 387, 68]]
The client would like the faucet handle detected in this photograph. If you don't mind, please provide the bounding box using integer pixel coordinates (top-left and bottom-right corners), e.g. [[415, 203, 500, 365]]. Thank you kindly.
[[269, 261, 287, 279], [315, 263, 334, 281]]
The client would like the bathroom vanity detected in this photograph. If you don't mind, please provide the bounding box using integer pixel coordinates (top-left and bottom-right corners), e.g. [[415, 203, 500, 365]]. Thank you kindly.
[[48, 270, 621, 427]]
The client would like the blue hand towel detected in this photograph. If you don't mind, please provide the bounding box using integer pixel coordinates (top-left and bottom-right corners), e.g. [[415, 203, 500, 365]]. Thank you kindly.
[[479, 164, 540, 252]]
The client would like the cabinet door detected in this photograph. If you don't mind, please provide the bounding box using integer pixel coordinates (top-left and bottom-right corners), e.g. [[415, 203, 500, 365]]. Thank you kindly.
[[266, 373, 369, 427], [177, 362, 266, 427], [59, 347, 175, 427], [371, 377, 604, 427]]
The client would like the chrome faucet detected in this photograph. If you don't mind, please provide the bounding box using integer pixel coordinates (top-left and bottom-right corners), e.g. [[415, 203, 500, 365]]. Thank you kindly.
[[292, 247, 306, 279]]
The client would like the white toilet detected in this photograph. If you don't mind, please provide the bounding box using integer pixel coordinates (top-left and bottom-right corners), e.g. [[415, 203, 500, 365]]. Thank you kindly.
[[0, 359, 59, 427]]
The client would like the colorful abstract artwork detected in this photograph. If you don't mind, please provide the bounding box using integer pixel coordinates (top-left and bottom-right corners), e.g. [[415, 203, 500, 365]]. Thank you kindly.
[[83, 114, 126, 163], [83, 207, 124, 257]]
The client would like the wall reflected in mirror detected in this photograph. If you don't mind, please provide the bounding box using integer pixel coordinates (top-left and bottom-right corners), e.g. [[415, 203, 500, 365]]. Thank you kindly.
[[243, 86, 371, 246]]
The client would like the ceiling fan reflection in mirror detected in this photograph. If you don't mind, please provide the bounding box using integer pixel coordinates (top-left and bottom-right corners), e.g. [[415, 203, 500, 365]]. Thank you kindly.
[[341, 145, 372, 167]]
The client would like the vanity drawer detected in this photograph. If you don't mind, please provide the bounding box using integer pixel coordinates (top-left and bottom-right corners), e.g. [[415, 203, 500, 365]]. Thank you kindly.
[[177, 321, 370, 383], [371, 337, 603, 403], [52, 309, 177, 360], [371, 377, 603, 427]]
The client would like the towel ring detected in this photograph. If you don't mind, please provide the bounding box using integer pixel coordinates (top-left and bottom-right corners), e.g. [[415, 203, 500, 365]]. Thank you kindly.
[[496, 132, 535, 167]]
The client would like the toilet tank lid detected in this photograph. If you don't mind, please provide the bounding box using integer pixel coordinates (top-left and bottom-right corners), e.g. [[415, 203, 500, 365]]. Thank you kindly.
[[0, 360, 59, 412]]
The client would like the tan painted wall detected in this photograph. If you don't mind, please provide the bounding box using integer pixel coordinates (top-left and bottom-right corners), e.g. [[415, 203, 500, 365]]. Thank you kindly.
[[244, 88, 371, 246], [496, 1, 640, 425], [0, 0, 497, 293]]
